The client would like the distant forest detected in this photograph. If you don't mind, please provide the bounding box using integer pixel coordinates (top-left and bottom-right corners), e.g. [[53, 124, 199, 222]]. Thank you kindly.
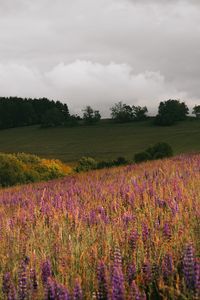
[[0, 97, 199, 130], [0, 97, 71, 129]]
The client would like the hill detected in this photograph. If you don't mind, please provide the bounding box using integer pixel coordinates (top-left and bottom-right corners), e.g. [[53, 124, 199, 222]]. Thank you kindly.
[[0, 154, 199, 298], [0, 119, 199, 162]]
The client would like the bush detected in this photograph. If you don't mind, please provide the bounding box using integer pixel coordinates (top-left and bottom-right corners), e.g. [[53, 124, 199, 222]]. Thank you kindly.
[[114, 156, 128, 166], [134, 151, 152, 163], [0, 152, 72, 187], [0, 154, 26, 187], [75, 157, 97, 172], [146, 142, 173, 159], [134, 142, 173, 163]]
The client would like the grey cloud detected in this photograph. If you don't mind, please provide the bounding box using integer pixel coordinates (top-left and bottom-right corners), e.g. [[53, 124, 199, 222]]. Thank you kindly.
[[0, 0, 199, 115]]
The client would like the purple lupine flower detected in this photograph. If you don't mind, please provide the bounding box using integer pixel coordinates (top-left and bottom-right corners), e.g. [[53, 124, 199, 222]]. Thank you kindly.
[[130, 280, 140, 300], [142, 261, 152, 286], [111, 266, 125, 300], [156, 199, 167, 209], [163, 223, 172, 240], [127, 263, 136, 285], [128, 230, 139, 251], [97, 261, 108, 300], [194, 258, 200, 297], [8, 283, 17, 300], [122, 212, 135, 227], [30, 267, 38, 291], [45, 277, 56, 300], [18, 261, 28, 300], [142, 224, 149, 244], [56, 284, 71, 300], [2, 272, 11, 295], [162, 253, 173, 282], [113, 247, 122, 270], [73, 280, 83, 300], [183, 244, 195, 290], [41, 259, 52, 285]]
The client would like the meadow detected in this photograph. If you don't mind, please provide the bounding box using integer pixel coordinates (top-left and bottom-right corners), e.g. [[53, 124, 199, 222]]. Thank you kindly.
[[0, 119, 200, 162], [0, 154, 199, 299]]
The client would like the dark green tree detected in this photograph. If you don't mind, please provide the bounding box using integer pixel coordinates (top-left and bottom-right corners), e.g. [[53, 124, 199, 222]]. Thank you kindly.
[[154, 99, 189, 126], [110, 101, 133, 123], [132, 105, 148, 121], [192, 105, 200, 118], [82, 106, 101, 124], [41, 107, 65, 127]]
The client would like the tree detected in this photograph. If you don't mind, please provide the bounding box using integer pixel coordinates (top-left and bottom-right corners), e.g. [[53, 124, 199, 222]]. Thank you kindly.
[[154, 99, 189, 126], [132, 105, 148, 121], [82, 106, 101, 124], [110, 101, 133, 123], [41, 107, 65, 127], [192, 105, 200, 118]]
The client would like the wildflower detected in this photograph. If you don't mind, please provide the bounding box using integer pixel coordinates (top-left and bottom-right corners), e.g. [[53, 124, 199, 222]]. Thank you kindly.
[[41, 259, 52, 285], [142, 261, 152, 286], [2, 272, 11, 295], [30, 267, 38, 291], [114, 247, 122, 270], [194, 258, 200, 297], [127, 263, 136, 285], [183, 244, 195, 290], [142, 224, 149, 244], [111, 266, 125, 300], [128, 230, 139, 251], [18, 260, 28, 300], [163, 223, 172, 240], [8, 283, 17, 300], [162, 253, 173, 283], [45, 277, 56, 300], [97, 261, 108, 300], [73, 280, 82, 300]]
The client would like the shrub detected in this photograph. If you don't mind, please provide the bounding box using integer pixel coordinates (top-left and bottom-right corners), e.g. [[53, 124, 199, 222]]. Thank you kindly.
[[0, 152, 72, 187], [134, 151, 152, 163], [114, 156, 128, 166], [0, 154, 26, 187], [134, 142, 173, 163], [75, 157, 97, 172], [146, 142, 173, 159]]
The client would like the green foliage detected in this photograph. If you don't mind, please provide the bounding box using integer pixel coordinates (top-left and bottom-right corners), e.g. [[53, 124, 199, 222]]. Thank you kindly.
[[192, 105, 200, 118], [75, 156, 129, 172], [82, 106, 101, 124], [0, 154, 26, 187], [132, 105, 148, 121], [146, 142, 173, 159], [75, 157, 98, 172], [41, 107, 65, 127], [155, 99, 189, 126], [110, 101, 133, 123], [0, 152, 70, 187], [0, 97, 70, 129], [134, 151, 152, 163], [134, 142, 173, 163], [110, 102, 148, 123]]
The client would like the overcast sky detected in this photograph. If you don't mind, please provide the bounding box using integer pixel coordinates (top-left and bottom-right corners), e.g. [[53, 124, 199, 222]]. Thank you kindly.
[[0, 0, 199, 116]]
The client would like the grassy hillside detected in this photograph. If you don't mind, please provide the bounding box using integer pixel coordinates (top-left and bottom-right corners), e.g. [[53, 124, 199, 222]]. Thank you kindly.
[[0, 119, 199, 162], [0, 154, 199, 298]]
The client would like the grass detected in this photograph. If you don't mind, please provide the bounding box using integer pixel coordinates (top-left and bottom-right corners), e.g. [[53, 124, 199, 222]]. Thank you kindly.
[[0, 119, 199, 162], [0, 154, 199, 298]]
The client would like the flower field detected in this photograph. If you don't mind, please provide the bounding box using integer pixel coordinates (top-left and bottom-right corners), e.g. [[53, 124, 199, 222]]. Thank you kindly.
[[0, 155, 199, 299]]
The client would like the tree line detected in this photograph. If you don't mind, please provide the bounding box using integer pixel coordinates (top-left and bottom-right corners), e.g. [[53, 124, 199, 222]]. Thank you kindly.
[[0, 96, 199, 129]]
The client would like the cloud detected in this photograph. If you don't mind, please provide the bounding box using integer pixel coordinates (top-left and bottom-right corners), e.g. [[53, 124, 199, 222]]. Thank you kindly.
[[0, 61, 193, 117], [0, 0, 199, 114]]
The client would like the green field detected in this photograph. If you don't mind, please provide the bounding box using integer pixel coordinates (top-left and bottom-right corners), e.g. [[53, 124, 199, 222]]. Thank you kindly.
[[0, 119, 199, 162]]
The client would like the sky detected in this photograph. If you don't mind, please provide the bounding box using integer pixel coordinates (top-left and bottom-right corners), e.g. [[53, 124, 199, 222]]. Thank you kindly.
[[0, 0, 199, 117]]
